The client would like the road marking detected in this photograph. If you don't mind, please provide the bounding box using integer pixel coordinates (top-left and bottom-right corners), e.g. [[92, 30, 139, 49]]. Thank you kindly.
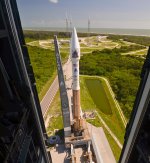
[[95, 111, 123, 149], [100, 77, 127, 127]]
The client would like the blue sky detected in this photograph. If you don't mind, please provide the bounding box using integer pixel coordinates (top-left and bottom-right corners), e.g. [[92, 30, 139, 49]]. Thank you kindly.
[[17, 0, 150, 29]]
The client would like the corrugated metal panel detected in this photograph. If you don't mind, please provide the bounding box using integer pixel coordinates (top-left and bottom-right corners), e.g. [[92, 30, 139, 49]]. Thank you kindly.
[[54, 36, 71, 137]]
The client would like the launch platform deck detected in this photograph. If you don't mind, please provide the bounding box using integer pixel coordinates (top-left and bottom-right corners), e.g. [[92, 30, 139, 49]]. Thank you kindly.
[[50, 124, 116, 163], [50, 144, 70, 163], [88, 124, 116, 163]]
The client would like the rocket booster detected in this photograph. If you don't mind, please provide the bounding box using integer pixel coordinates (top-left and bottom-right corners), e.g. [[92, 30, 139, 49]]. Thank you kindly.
[[70, 27, 80, 91], [70, 27, 82, 130]]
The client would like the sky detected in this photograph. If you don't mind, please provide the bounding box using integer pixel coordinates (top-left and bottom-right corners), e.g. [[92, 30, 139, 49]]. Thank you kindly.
[[17, 0, 150, 29]]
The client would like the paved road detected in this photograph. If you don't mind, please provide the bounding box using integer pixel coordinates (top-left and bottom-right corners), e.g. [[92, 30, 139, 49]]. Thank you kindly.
[[95, 111, 123, 149], [40, 76, 59, 117], [40, 58, 73, 118], [121, 48, 147, 56], [88, 123, 116, 163], [28, 39, 73, 119]]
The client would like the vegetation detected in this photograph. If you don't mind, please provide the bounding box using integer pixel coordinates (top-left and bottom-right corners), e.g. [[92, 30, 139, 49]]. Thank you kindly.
[[27, 46, 55, 93], [85, 79, 112, 115], [92, 44, 145, 54], [47, 91, 61, 115], [103, 126, 121, 161], [24, 30, 98, 41], [46, 91, 63, 137], [81, 76, 125, 144], [87, 116, 121, 161], [86, 115, 101, 127], [27, 46, 67, 95], [107, 34, 150, 46], [80, 47, 145, 119], [83, 76, 123, 161], [47, 115, 63, 131]]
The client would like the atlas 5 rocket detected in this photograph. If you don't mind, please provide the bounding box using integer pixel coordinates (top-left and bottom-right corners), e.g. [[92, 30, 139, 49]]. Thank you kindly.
[[70, 27, 82, 131]]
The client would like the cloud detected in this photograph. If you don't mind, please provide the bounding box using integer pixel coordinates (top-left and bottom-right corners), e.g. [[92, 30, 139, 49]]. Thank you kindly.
[[48, 0, 59, 3]]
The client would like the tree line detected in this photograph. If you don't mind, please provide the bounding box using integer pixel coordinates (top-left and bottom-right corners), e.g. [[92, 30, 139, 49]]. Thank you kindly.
[[80, 47, 145, 119], [107, 34, 150, 46], [23, 30, 98, 41]]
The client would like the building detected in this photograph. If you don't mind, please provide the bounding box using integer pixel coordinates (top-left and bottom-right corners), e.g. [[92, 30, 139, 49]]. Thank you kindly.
[[0, 0, 51, 162]]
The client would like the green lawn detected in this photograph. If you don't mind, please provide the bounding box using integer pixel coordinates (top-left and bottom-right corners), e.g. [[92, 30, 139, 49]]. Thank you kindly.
[[25, 37, 37, 43], [85, 79, 112, 115], [46, 90, 63, 136], [80, 75, 125, 144], [27, 45, 68, 99], [47, 91, 61, 115], [46, 115, 63, 136], [27, 46, 56, 93], [87, 116, 121, 161]]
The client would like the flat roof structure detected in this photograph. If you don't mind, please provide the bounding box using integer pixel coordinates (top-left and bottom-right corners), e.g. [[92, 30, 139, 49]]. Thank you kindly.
[[88, 124, 116, 163]]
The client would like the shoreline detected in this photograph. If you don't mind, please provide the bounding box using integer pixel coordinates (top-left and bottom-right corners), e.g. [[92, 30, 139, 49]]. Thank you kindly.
[[23, 27, 150, 37]]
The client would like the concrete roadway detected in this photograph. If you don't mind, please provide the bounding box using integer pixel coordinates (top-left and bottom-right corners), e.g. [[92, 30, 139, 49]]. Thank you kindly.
[[40, 76, 59, 117], [40, 58, 73, 119]]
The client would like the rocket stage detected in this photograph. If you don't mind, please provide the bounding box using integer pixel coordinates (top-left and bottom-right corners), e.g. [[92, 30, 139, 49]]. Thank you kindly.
[[53, 28, 116, 163]]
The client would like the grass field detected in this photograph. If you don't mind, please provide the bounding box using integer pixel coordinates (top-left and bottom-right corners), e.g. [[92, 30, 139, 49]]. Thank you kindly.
[[87, 116, 121, 161], [85, 79, 112, 115], [80, 75, 125, 144], [45, 91, 63, 136], [27, 46, 56, 93], [121, 48, 147, 56], [81, 75, 125, 160], [27, 45, 68, 100]]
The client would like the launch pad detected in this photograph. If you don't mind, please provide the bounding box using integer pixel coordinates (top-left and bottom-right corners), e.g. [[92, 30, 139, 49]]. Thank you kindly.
[[53, 28, 115, 163], [65, 119, 91, 146]]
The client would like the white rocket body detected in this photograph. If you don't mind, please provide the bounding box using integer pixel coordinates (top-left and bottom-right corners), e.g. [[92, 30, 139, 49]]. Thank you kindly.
[[70, 27, 80, 91], [70, 27, 82, 130]]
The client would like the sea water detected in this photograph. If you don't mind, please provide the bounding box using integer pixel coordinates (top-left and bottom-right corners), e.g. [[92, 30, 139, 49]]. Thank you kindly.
[[24, 27, 150, 36]]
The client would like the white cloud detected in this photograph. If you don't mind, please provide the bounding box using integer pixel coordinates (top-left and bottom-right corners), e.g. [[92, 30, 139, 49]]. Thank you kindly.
[[48, 0, 59, 3]]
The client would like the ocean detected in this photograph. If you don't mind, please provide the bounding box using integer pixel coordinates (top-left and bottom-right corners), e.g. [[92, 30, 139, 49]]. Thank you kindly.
[[24, 27, 150, 37]]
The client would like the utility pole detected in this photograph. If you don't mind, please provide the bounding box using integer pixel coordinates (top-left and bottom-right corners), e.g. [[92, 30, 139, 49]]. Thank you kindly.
[[69, 16, 72, 37], [65, 12, 69, 37], [88, 17, 90, 46]]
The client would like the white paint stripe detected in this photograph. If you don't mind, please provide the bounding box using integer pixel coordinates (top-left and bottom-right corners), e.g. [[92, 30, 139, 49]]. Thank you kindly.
[[64, 127, 71, 132], [92, 133, 104, 163], [41, 59, 70, 117], [43, 89, 58, 117], [80, 75, 127, 127], [95, 111, 123, 149], [40, 77, 58, 104]]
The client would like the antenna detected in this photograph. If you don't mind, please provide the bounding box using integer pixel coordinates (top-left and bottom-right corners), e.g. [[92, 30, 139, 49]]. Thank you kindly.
[[70, 16, 72, 32], [88, 16, 90, 46], [69, 15, 72, 37], [65, 12, 69, 37]]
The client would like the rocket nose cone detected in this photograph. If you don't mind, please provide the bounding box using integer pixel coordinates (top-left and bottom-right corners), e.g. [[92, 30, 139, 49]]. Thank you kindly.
[[71, 27, 80, 49], [70, 27, 80, 59], [72, 27, 77, 36]]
